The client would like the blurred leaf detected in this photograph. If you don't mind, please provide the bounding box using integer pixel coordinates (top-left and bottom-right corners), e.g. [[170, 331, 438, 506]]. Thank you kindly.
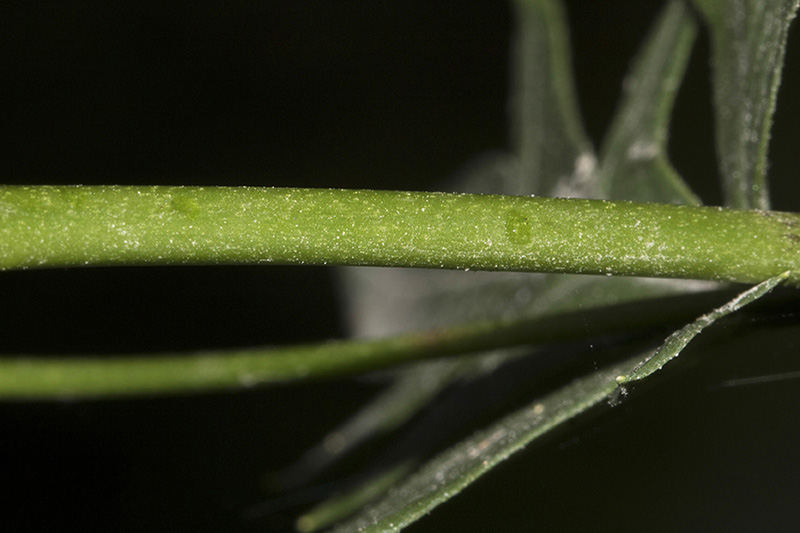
[[692, 0, 799, 209], [598, 0, 701, 205], [331, 275, 789, 532], [510, 0, 596, 197], [275, 361, 462, 490]]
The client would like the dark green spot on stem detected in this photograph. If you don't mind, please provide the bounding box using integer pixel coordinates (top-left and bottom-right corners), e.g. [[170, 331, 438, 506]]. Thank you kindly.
[[505, 209, 532, 245], [171, 196, 200, 217]]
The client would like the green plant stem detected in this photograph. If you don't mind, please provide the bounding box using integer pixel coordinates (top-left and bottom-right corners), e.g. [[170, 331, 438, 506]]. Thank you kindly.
[[1, 186, 799, 284], [0, 290, 746, 398]]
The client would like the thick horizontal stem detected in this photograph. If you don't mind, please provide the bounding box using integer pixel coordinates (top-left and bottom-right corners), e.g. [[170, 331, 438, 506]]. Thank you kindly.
[[1, 186, 798, 284]]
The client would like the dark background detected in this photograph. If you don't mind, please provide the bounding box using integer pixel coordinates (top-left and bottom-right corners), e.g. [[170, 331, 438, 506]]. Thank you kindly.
[[2, 1, 799, 531]]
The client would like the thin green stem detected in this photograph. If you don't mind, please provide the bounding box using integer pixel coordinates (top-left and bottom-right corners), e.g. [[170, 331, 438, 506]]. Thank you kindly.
[[2, 186, 799, 284], [0, 290, 742, 398]]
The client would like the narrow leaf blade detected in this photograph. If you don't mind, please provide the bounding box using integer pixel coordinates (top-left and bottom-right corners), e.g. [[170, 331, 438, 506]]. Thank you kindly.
[[692, 0, 799, 209], [598, 0, 701, 205], [616, 271, 790, 387]]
